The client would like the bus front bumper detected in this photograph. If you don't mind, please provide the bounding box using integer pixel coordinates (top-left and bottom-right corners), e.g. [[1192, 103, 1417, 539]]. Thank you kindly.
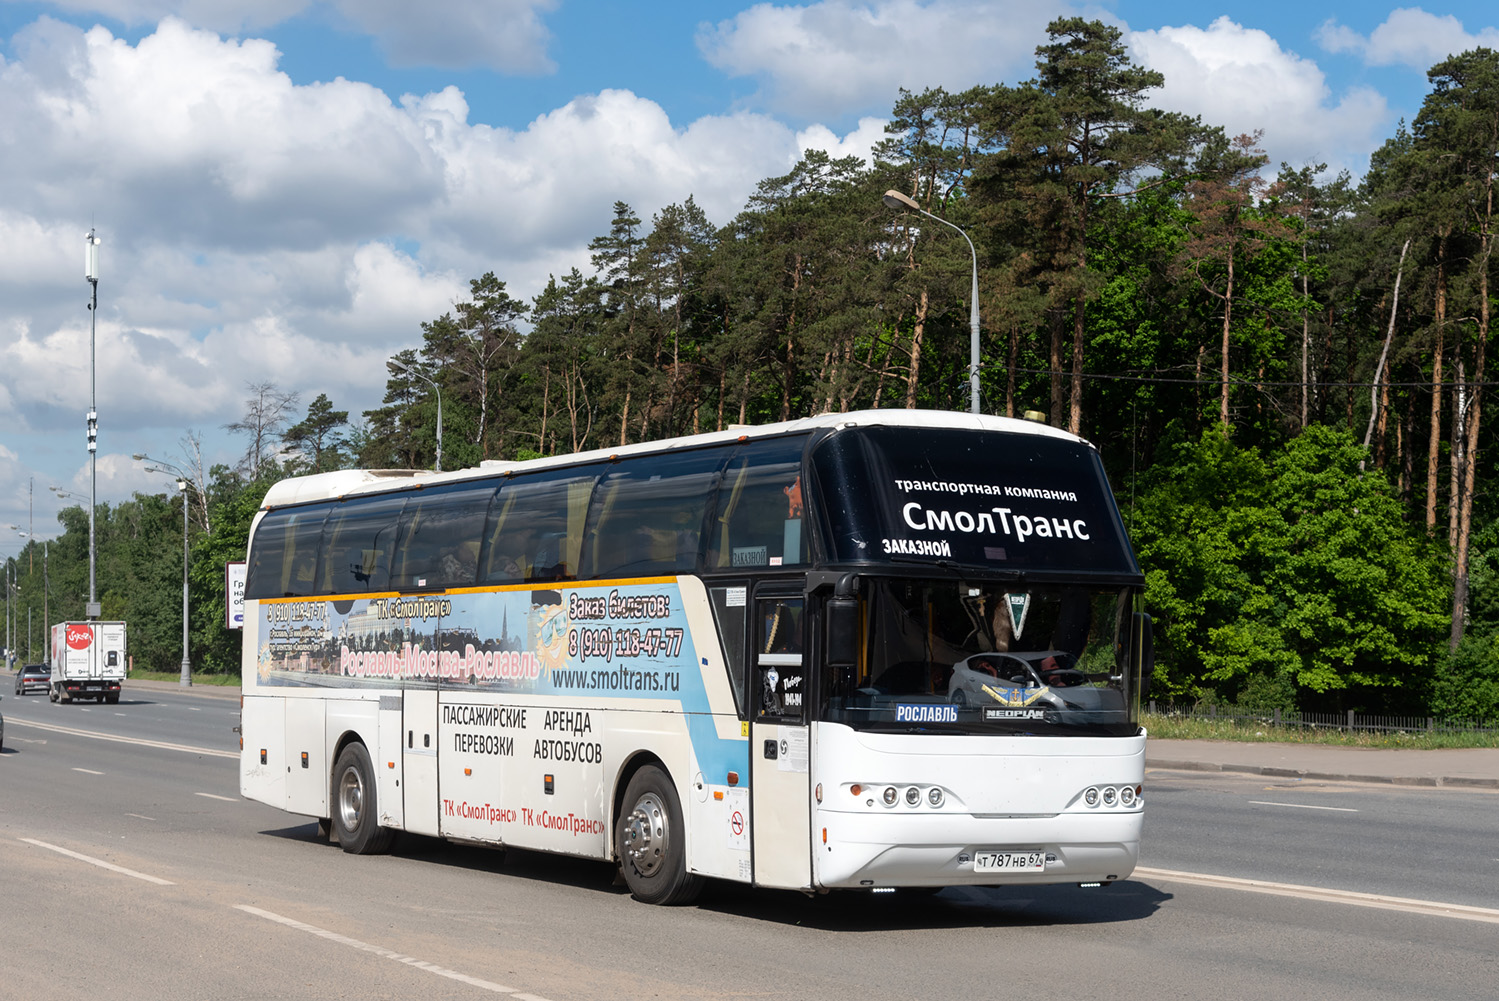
[[812, 809, 1142, 889]]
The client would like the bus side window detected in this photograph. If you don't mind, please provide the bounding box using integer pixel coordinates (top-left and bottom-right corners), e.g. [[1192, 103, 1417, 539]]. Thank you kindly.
[[480, 489, 525, 582], [480, 467, 603, 584], [391, 483, 496, 589], [244, 509, 293, 599], [582, 451, 724, 579], [246, 505, 331, 598], [319, 494, 406, 594], [709, 436, 809, 570], [708, 586, 750, 717]]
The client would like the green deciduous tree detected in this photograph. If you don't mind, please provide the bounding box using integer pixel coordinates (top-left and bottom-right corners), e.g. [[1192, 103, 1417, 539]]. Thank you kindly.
[[1134, 425, 1449, 710]]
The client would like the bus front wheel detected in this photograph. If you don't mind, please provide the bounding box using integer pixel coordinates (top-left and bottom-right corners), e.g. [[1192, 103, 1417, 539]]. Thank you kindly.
[[616, 765, 702, 905], [332, 743, 394, 855]]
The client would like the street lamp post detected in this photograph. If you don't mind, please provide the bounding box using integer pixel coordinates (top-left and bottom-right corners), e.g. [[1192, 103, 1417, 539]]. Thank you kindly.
[[883, 190, 982, 414], [133, 454, 193, 686], [3, 557, 14, 669], [11, 528, 48, 660], [391, 359, 443, 471], [177, 479, 190, 688], [85, 229, 101, 619]]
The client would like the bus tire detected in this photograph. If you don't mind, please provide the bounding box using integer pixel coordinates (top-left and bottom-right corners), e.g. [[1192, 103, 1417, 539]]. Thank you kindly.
[[616, 765, 702, 906], [332, 743, 394, 855]]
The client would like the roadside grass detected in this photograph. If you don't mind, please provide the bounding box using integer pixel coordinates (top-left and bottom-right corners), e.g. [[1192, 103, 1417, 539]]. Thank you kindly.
[[1144, 713, 1499, 749], [128, 670, 240, 687]]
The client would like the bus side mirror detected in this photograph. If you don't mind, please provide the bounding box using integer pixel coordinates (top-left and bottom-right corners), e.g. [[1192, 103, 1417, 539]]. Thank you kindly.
[[1131, 613, 1154, 697], [826, 596, 858, 677]]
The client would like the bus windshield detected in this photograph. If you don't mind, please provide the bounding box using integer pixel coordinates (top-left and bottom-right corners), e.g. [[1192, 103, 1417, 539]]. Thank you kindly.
[[825, 579, 1141, 737]]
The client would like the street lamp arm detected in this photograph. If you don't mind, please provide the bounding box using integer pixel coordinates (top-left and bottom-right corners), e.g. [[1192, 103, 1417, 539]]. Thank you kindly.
[[389, 359, 444, 472], [883, 190, 983, 414]]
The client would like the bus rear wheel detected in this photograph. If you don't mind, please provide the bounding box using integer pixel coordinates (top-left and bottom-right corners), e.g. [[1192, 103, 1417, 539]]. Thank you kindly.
[[616, 765, 702, 905], [332, 743, 394, 855]]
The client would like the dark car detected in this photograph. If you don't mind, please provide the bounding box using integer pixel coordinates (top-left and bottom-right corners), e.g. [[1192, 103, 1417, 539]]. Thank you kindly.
[[14, 663, 49, 696]]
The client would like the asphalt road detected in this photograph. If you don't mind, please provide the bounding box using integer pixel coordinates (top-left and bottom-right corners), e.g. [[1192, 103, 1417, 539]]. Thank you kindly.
[[1142, 768, 1499, 909], [4, 682, 1497, 1001]]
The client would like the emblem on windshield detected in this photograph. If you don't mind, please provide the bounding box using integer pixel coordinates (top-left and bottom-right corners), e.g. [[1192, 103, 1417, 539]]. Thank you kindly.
[[1007, 592, 1030, 639]]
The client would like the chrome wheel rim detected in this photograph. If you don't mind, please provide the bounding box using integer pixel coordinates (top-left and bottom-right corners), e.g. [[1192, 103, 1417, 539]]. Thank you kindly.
[[337, 764, 365, 833], [621, 791, 669, 878]]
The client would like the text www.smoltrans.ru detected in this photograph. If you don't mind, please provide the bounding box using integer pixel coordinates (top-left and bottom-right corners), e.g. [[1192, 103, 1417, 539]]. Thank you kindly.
[[551, 666, 682, 692]]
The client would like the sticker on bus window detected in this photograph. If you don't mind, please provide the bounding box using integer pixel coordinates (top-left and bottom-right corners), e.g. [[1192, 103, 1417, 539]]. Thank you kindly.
[[1007, 593, 1030, 639], [894, 704, 958, 723]]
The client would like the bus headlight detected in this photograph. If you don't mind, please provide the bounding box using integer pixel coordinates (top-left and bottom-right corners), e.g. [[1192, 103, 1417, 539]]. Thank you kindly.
[[904, 786, 921, 806], [1120, 785, 1136, 806], [883, 786, 898, 807], [928, 787, 944, 808], [1083, 787, 1100, 807], [1102, 786, 1117, 807]]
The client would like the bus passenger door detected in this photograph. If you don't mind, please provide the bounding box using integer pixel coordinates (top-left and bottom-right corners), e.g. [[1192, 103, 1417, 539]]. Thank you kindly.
[[750, 593, 811, 890], [403, 686, 440, 837]]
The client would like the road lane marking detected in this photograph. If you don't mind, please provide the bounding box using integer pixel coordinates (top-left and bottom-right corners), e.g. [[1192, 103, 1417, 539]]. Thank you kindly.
[[1135, 867, 1499, 925], [234, 906, 553, 998], [196, 793, 237, 802], [7, 717, 237, 758], [72, 767, 104, 775], [125, 814, 157, 821], [21, 839, 175, 885], [1248, 801, 1358, 812]]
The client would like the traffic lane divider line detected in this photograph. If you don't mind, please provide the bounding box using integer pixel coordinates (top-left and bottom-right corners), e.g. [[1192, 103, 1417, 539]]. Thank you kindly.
[[233, 905, 557, 999], [196, 793, 238, 802], [20, 838, 175, 886], [7, 717, 237, 758], [1135, 866, 1499, 925]]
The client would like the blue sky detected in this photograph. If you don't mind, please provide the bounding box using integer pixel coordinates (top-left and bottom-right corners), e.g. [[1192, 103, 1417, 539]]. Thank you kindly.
[[1, 0, 1497, 552]]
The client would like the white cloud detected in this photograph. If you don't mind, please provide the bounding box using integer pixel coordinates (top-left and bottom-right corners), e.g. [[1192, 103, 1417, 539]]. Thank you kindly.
[[0, 17, 875, 530], [2, 0, 307, 33], [1128, 17, 1390, 178], [0, 0, 560, 72], [1316, 8, 1499, 70], [697, 0, 1074, 119], [797, 115, 888, 165], [334, 0, 558, 73]]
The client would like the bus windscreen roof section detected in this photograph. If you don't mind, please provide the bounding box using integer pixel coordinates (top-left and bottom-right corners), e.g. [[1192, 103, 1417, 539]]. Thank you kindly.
[[810, 425, 1138, 576]]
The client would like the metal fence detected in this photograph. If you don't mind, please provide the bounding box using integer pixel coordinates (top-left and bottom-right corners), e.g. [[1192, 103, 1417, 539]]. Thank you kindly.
[[1145, 702, 1499, 735]]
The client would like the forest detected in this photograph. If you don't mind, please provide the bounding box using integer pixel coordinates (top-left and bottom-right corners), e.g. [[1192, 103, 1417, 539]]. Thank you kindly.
[[6, 19, 1498, 721]]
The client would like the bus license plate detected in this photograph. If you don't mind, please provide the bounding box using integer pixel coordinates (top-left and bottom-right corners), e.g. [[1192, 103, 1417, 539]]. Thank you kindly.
[[974, 850, 1046, 872]]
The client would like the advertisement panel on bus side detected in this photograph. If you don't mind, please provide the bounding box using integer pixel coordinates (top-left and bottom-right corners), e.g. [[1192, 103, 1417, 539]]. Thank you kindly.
[[252, 580, 747, 782]]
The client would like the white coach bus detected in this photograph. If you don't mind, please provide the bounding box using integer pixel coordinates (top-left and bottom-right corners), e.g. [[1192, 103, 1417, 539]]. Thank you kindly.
[[239, 409, 1152, 905]]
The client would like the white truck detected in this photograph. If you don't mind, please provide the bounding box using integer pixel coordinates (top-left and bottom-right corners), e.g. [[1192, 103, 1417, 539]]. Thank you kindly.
[[49, 621, 127, 704]]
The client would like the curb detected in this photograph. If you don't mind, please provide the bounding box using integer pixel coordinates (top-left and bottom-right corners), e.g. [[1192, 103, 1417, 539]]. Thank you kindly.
[[123, 678, 242, 701], [1147, 759, 1499, 790]]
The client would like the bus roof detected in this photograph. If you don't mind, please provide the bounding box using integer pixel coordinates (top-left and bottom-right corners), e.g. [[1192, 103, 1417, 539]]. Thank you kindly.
[[258, 409, 1086, 511]]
